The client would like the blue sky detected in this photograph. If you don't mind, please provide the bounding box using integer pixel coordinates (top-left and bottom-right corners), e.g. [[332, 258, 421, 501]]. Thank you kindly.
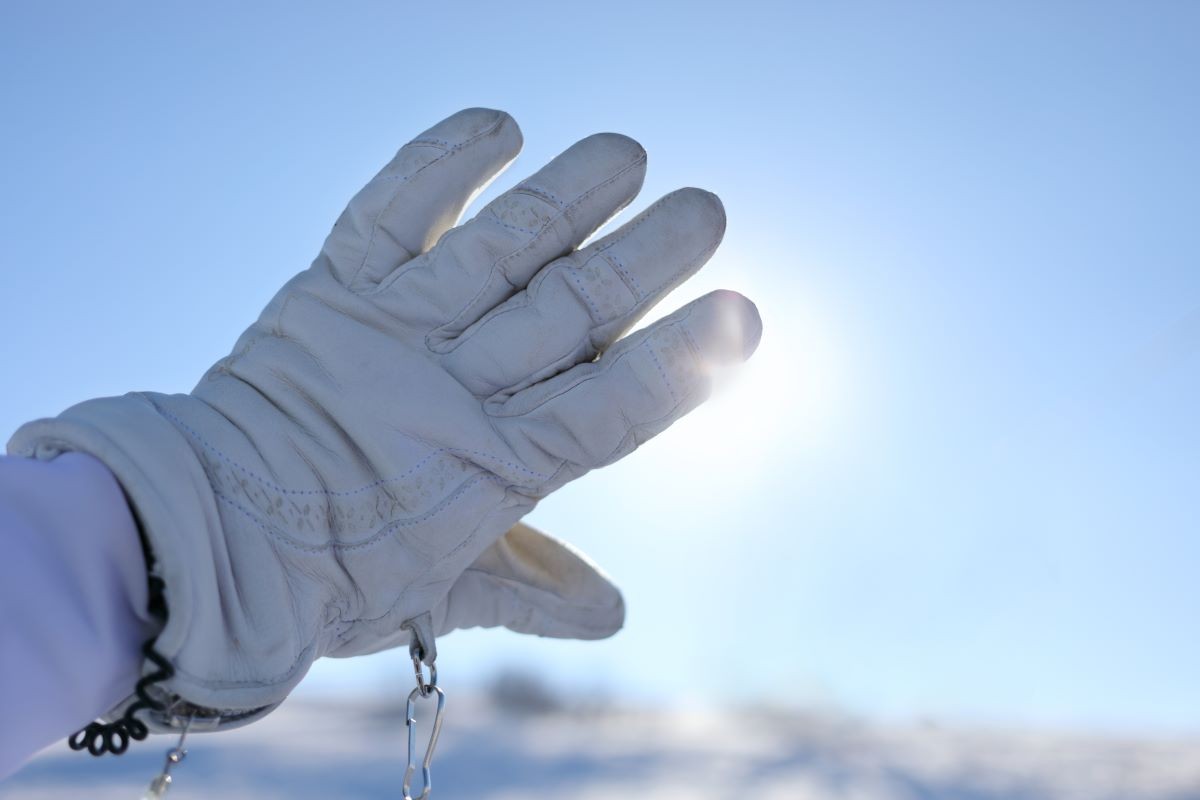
[[2, 2, 1198, 732]]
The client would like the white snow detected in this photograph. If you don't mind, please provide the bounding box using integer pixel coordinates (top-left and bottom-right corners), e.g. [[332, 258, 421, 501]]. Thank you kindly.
[[3, 697, 1200, 799]]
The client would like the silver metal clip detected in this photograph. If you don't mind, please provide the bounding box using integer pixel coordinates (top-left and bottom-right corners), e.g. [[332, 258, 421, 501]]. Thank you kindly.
[[402, 615, 446, 800], [140, 715, 193, 799]]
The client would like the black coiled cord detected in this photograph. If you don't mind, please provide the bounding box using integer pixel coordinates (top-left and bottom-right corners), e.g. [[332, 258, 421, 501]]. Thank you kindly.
[[67, 574, 174, 757]]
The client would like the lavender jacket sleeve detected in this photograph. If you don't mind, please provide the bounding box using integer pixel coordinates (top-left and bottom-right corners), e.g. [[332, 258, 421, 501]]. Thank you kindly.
[[0, 452, 155, 780]]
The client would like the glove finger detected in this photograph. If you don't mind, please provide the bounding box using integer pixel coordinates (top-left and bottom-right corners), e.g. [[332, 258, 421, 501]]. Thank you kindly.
[[441, 188, 725, 397], [433, 522, 624, 640], [370, 133, 647, 334], [321, 108, 523, 290], [491, 290, 762, 478]]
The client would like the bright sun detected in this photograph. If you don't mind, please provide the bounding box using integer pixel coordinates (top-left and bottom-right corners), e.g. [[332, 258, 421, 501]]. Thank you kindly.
[[629, 273, 850, 499]]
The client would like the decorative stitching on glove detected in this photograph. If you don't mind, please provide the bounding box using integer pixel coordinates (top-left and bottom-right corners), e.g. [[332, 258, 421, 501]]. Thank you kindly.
[[159, 407, 549, 492], [212, 471, 499, 554]]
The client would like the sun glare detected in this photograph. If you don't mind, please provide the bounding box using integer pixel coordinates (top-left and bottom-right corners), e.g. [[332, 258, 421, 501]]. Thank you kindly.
[[637, 277, 850, 499]]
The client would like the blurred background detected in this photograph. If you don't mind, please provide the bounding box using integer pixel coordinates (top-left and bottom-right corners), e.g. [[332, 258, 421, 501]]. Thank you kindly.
[[2, 1, 1199, 797]]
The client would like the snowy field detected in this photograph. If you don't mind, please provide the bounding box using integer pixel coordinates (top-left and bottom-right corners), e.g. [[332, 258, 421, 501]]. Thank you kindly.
[[4, 696, 1200, 799]]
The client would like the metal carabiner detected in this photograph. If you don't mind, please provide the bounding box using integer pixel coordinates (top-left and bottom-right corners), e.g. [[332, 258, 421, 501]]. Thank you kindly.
[[402, 681, 446, 800], [401, 613, 446, 800]]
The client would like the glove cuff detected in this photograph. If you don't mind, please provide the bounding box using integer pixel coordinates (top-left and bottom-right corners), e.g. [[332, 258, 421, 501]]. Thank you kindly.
[[7, 393, 281, 733]]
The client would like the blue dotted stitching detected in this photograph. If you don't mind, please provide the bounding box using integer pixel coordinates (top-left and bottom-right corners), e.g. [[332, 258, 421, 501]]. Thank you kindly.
[[375, 172, 415, 185], [515, 183, 567, 209], [570, 268, 602, 319], [599, 248, 644, 300], [645, 342, 676, 403], [375, 137, 464, 184], [447, 447, 544, 480], [159, 408, 547, 496], [483, 211, 540, 237]]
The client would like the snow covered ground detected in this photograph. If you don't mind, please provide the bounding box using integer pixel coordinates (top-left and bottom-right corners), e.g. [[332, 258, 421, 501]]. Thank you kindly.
[[4, 696, 1200, 799]]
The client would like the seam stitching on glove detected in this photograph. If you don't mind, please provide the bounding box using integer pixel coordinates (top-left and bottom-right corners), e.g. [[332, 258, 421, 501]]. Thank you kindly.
[[598, 248, 644, 299], [646, 343, 676, 403], [570, 266, 602, 320], [404, 137, 452, 150], [600, 228, 721, 321], [513, 183, 567, 209]]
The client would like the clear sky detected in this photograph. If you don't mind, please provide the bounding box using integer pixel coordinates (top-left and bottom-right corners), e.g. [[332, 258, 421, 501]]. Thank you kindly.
[[2, 2, 1197, 733]]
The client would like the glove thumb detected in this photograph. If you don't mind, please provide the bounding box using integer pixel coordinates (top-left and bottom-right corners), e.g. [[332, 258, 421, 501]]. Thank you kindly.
[[434, 522, 624, 640]]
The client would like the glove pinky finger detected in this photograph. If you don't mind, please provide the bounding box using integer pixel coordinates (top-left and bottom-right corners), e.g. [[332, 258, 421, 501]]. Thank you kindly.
[[491, 290, 762, 479]]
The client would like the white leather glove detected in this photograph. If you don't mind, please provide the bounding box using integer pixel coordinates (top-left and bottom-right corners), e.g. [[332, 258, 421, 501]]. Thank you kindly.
[[8, 108, 761, 736]]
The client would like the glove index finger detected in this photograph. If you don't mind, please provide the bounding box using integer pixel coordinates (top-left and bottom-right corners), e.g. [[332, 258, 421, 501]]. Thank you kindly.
[[321, 108, 523, 290]]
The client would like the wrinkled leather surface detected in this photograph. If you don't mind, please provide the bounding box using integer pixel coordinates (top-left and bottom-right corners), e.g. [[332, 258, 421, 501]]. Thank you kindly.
[[8, 108, 761, 724]]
